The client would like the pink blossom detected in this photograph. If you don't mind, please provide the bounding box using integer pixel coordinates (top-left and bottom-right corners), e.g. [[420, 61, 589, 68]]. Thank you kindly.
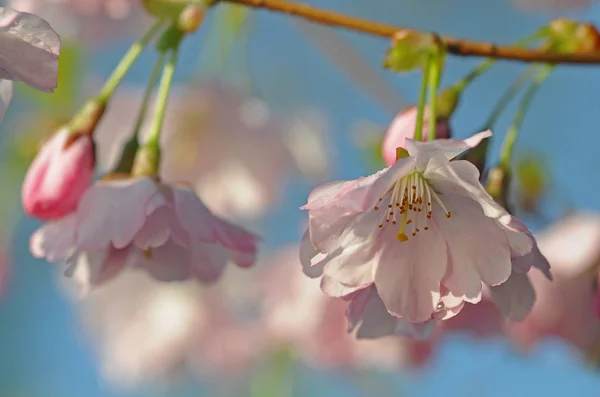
[[382, 106, 451, 166], [9, 0, 146, 45], [93, 83, 331, 220], [22, 129, 95, 220], [30, 176, 259, 293], [302, 130, 547, 327], [0, 7, 60, 92]]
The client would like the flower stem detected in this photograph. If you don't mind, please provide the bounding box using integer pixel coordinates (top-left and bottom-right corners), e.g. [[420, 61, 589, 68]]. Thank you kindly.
[[414, 54, 432, 142], [483, 65, 538, 129], [427, 50, 443, 141], [97, 20, 164, 104], [146, 49, 178, 151], [113, 52, 167, 174], [499, 64, 553, 168]]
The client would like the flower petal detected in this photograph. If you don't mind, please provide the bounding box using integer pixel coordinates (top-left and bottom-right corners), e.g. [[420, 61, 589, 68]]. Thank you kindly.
[[363, 157, 416, 210], [405, 130, 491, 162], [434, 193, 512, 300], [490, 272, 535, 321], [299, 229, 325, 278], [30, 214, 76, 261], [375, 220, 447, 322], [348, 286, 436, 340], [76, 178, 163, 250], [0, 8, 60, 92]]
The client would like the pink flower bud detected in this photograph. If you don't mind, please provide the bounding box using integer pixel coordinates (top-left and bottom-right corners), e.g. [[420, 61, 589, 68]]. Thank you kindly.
[[22, 128, 95, 220], [381, 106, 451, 166]]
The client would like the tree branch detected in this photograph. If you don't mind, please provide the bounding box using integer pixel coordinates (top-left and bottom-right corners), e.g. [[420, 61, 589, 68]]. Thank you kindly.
[[218, 0, 600, 65]]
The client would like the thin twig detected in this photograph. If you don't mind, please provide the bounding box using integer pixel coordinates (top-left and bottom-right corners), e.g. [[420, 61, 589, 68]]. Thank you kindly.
[[217, 0, 600, 64]]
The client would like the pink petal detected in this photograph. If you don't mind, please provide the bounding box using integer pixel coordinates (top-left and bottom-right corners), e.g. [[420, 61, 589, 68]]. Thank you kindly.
[[65, 247, 130, 296], [405, 130, 491, 163], [362, 157, 417, 210], [374, 220, 448, 322], [427, 160, 507, 219], [190, 242, 228, 283], [0, 8, 60, 92], [30, 214, 76, 261], [22, 129, 94, 221], [490, 272, 535, 321], [76, 178, 164, 250], [299, 229, 325, 278], [435, 193, 512, 300], [132, 207, 173, 250], [137, 240, 191, 282], [348, 286, 436, 339]]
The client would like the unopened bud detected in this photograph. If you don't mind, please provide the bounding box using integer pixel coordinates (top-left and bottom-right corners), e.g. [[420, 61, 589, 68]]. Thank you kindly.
[[178, 4, 205, 33], [545, 19, 600, 53], [384, 31, 435, 72]]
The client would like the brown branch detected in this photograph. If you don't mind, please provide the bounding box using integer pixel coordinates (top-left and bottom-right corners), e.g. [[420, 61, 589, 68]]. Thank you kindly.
[[217, 0, 600, 65]]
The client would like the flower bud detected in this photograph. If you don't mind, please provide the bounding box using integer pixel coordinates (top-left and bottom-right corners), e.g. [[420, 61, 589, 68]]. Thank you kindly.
[[383, 31, 435, 72], [178, 4, 205, 33], [545, 19, 600, 53], [22, 129, 95, 220], [382, 105, 451, 166]]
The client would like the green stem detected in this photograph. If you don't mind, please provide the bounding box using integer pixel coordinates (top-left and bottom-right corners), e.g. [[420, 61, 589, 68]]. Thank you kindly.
[[113, 53, 167, 174], [427, 51, 443, 141], [146, 49, 179, 150], [97, 20, 164, 103], [483, 65, 538, 129], [414, 54, 432, 142], [499, 64, 553, 168]]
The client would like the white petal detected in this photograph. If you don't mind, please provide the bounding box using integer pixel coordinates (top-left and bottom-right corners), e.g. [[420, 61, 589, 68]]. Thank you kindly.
[[405, 130, 491, 162], [320, 275, 366, 298], [435, 194, 512, 300], [76, 178, 164, 250], [30, 214, 76, 261], [0, 8, 60, 92], [428, 161, 506, 219], [362, 157, 417, 210], [299, 229, 325, 278], [374, 220, 447, 322]]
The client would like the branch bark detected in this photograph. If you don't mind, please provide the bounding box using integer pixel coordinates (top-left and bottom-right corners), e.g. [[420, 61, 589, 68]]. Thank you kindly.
[[218, 0, 600, 65]]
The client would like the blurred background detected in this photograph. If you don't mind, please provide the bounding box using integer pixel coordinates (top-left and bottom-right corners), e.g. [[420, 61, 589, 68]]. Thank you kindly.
[[1, 0, 600, 396]]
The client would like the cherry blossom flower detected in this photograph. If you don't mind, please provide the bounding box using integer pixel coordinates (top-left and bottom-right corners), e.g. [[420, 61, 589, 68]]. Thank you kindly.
[[93, 83, 331, 220], [9, 0, 146, 45], [382, 106, 451, 166], [22, 129, 95, 220], [30, 176, 259, 293], [301, 130, 547, 326], [0, 7, 60, 92]]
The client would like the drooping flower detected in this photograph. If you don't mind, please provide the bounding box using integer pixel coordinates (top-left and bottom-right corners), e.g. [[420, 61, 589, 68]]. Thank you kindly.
[[302, 130, 548, 326], [93, 83, 331, 220], [9, 0, 146, 45], [22, 129, 95, 220], [382, 106, 451, 166], [0, 7, 59, 92], [31, 176, 259, 293]]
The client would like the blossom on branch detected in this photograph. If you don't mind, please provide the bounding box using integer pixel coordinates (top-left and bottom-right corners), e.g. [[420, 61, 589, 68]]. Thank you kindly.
[[301, 131, 550, 336], [30, 176, 259, 293], [22, 129, 95, 220]]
